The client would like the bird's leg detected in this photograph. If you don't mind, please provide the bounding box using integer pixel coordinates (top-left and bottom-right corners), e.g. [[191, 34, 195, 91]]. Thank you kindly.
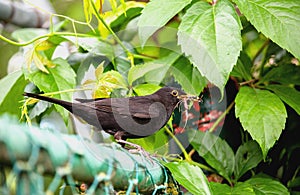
[[113, 131, 143, 151], [117, 139, 154, 165], [114, 132, 153, 162], [116, 139, 143, 151]]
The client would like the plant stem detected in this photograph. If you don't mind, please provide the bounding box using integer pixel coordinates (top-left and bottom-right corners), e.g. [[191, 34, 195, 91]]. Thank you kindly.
[[209, 101, 235, 133], [252, 39, 270, 78], [89, 0, 129, 54], [252, 39, 270, 64], [164, 126, 191, 161], [189, 160, 215, 172], [132, 53, 155, 60], [163, 127, 214, 172], [0, 32, 92, 47]]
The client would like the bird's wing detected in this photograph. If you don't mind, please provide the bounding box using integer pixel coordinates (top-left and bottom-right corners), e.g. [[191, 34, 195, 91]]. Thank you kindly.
[[75, 98, 106, 103], [88, 97, 162, 119]]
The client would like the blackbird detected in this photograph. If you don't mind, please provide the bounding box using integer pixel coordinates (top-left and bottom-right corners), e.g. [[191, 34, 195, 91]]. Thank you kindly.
[[24, 87, 192, 141]]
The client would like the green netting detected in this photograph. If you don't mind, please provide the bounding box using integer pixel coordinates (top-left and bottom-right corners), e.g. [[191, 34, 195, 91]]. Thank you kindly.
[[0, 115, 181, 194]]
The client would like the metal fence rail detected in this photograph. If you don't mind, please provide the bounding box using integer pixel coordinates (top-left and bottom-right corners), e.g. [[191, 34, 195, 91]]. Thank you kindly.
[[0, 115, 179, 194]]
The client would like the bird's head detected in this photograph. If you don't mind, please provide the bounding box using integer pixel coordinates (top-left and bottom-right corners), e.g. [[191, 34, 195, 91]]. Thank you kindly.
[[155, 87, 200, 104]]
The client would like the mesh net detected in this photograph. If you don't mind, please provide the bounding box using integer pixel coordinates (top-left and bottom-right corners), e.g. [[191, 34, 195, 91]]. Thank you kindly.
[[0, 115, 181, 194]]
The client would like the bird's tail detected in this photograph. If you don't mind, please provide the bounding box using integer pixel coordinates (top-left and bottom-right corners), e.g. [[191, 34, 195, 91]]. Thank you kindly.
[[23, 92, 73, 111]]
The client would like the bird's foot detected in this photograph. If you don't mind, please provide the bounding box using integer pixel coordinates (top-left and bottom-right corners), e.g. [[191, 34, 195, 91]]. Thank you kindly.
[[116, 139, 153, 164]]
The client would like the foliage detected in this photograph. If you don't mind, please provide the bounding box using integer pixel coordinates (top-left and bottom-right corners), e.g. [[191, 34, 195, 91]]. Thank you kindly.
[[0, 0, 300, 194]]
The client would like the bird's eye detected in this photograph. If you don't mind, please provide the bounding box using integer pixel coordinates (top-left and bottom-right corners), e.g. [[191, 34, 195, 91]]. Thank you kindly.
[[171, 90, 178, 97]]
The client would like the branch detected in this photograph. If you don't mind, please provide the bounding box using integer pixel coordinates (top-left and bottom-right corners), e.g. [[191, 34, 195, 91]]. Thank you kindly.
[[0, 1, 50, 28]]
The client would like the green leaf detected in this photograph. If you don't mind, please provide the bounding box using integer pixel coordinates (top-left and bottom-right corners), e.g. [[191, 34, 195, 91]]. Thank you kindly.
[[288, 176, 300, 188], [245, 177, 289, 195], [144, 52, 182, 84], [164, 161, 212, 195], [109, 2, 145, 30], [113, 42, 133, 78], [128, 52, 180, 85], [138, 0, 192, 46], [83, 0, 103, 24], [232, 0, 300, 59], [133, 83, 161, 96], [231, 52, 253, 81], [128, 128, 168, 155], [234, 141, 263, 181], [210, 182, 254, 195], [65, 37, 114, 61], [266, 85, 300, 115], [260, 64, 300, 85], [93, 70, 128, 98], [12, 28, 48, 42], [172, 56, 206, 95], [210, 183, 231, 194], [178, 0, 242, 91], [0, 70, 27, 117], [235, 86, 287, 158], [188, 131, 235, 182], [23, 58, 76, 120]]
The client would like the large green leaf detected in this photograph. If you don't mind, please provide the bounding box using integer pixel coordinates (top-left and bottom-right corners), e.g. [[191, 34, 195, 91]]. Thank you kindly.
[[12, 28, 48, 42], [234, 141, 263, 181], [138, 0, 192, 46], [65, 37, 114, 61], [0, 70, 27, 117], [128, 128, 168, 155], [210, 182, 254, 195], [232, 0, 300, 59], [110, 2, 145, 30], [260, 64, 300, 85], [164, 161, 212, 195], [24, 58, 76, 120], [128, 52, 180, 85], [210, 183, 232, 194], [231, 52, 253, 81], [235, 86, 287, 158], [245, 177, 289, 195], [172, 56, 206, 95], [266, 85, 300, 115], [132, 83, 161, 96], [189, 131, 235, 182], [178, 0, 242, 91]]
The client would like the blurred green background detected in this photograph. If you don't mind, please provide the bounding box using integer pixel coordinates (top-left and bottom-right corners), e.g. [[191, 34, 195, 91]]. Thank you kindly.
[[0, 0, 85, 79]]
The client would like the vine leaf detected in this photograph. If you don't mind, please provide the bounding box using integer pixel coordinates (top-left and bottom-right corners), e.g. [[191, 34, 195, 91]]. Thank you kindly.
[[23, 58, 76, 121], [235, 86, 287, 158], [172, 56, 206, 95], [234, 141, 263, 181], [132, 84, 161, 96], [178, 0, 242, 92], [266, 85, 300, 115], [210, 182, 254, 195], [83, 0, 102, 23], [189, 130, 235, 183], [91, 63, 128, 98], [0, 71, 27, 117], [233, 0, 300, 59], [211, 179, 288, 195], [25, 39, 56, 74], [245, 177, 289, 195], [231, 52, 253, 81], [164, 161, 212, 195], [138, 0, 192, 46], [260, 64, 300, 85], [127, 52, 180, 85], [98, 1, 145, 38]]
